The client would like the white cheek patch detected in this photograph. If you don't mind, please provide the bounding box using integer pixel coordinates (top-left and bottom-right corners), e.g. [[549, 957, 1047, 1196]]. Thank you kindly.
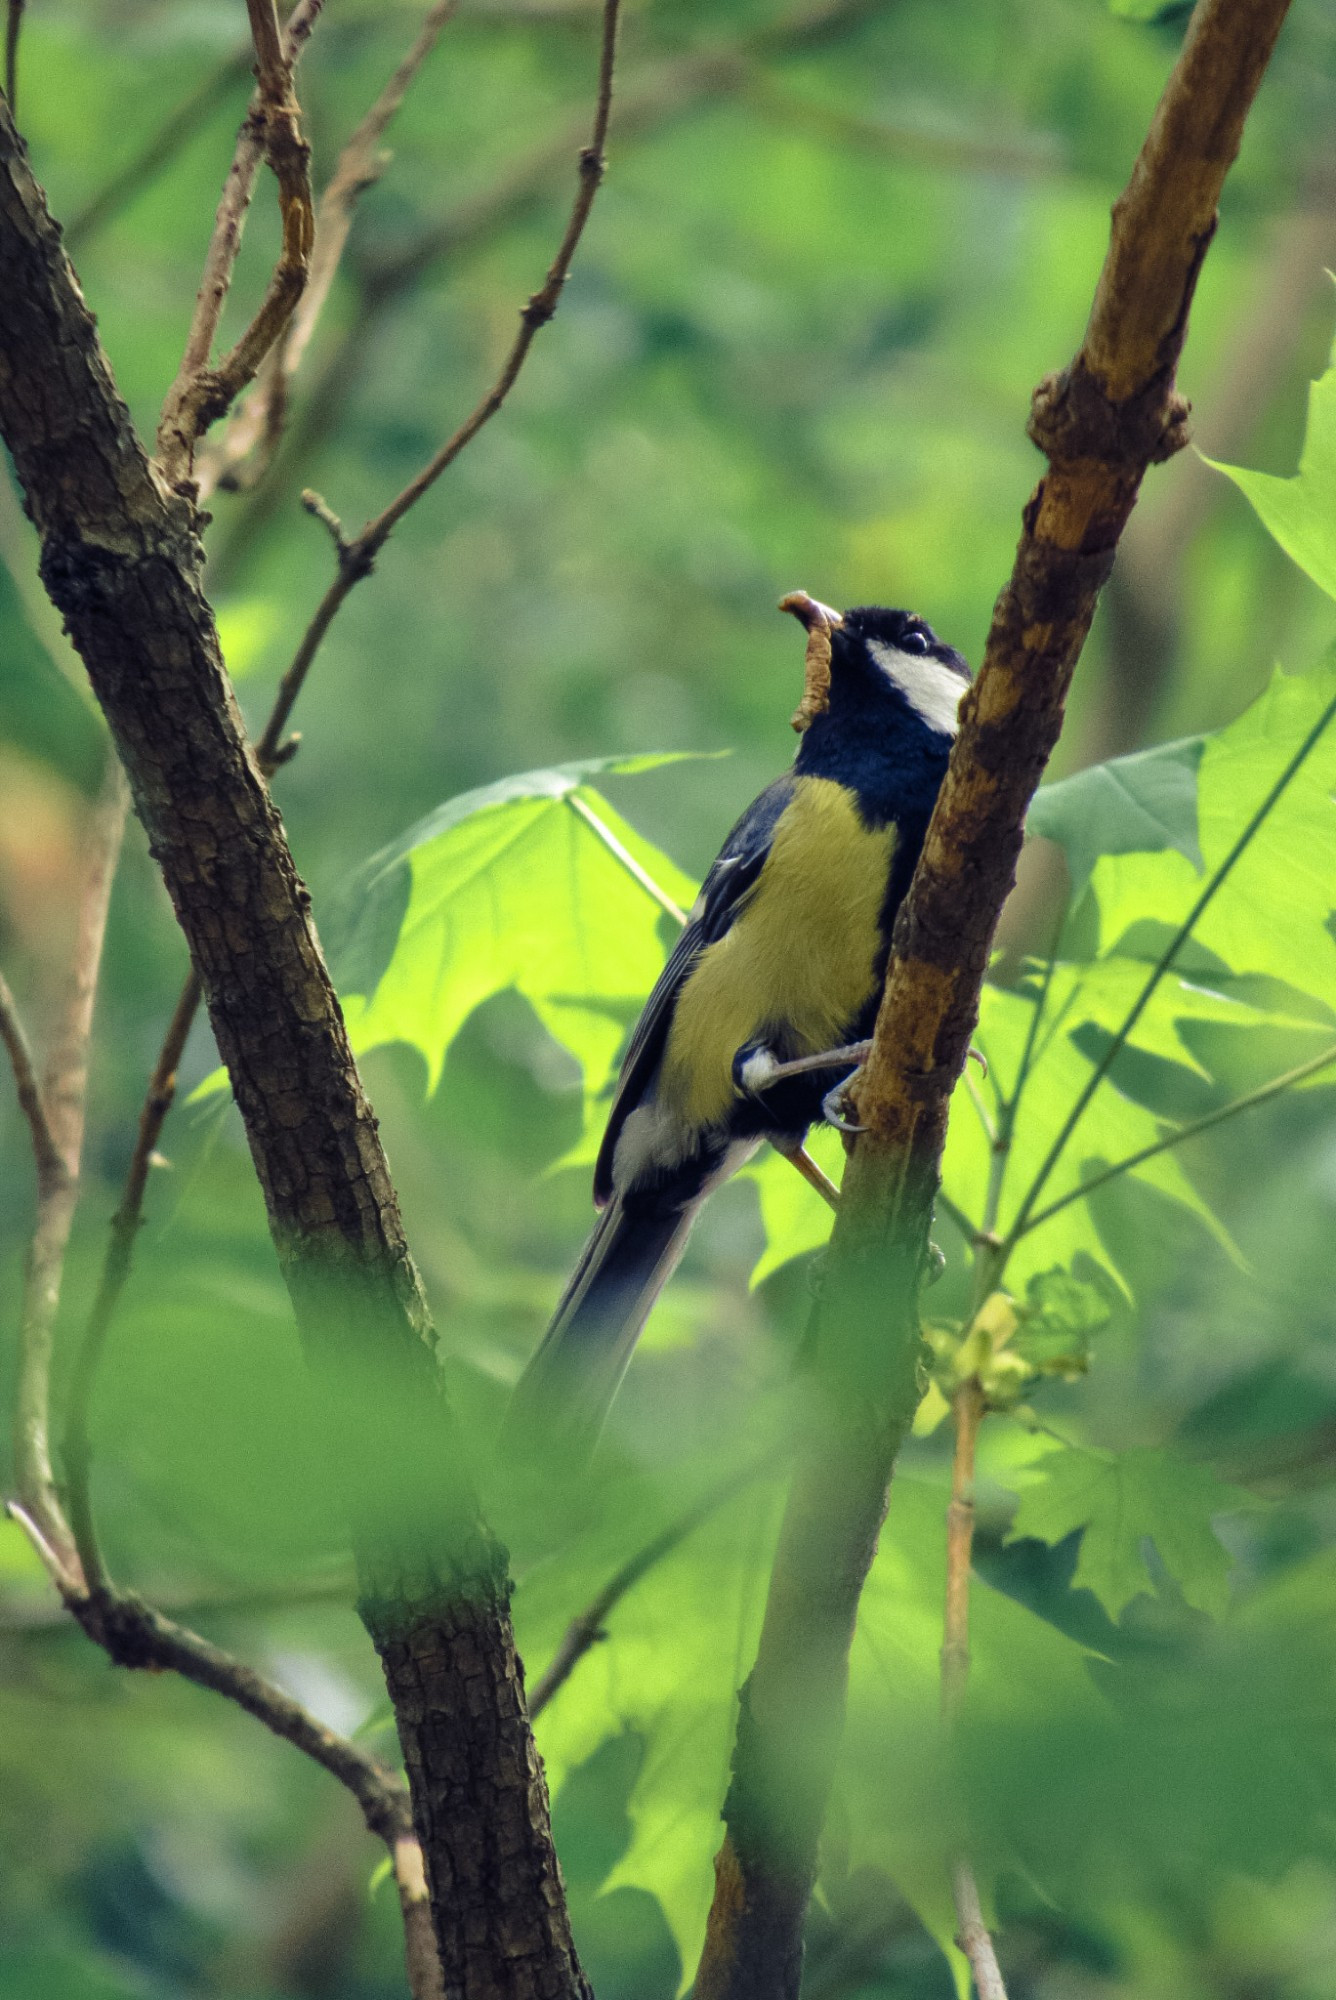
[[866, 640, 965, 737]]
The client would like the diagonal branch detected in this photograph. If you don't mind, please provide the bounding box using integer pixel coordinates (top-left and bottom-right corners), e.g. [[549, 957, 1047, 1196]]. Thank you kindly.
[[0, 971, 63, 1187], [695, 4, 1294, 1994], [1000, 681, 1336, 1257], [529, 1460, 774, 1718], [1016, 1037, 1336, 1242], [6, 1495, 441, 2000]]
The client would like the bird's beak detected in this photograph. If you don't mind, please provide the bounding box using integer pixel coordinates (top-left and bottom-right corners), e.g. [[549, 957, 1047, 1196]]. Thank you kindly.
[[778, 591, 843, 633]]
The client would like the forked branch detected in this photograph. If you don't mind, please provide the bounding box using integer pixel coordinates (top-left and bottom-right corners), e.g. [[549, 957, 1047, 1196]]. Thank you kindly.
[[156, 0, 319, 483], [206, 0, 462, 497]]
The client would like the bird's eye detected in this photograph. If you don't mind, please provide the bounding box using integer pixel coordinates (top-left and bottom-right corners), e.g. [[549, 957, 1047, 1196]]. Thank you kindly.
[[899, 628, 931, 656]]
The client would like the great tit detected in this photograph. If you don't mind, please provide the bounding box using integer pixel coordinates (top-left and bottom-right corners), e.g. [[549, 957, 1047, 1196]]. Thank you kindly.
[[503, 598, 971, 1460]]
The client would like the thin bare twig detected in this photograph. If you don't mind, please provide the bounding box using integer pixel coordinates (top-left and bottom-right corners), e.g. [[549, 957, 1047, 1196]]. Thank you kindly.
[[0, 972, 63, 1187], [62, 968, 203, 1594], [156, 0, 320, 484], [208, 0, 462, 498], [950, 1858, 1009, 2000], [940, 1380, 981, 1728], [940, 1380, 1009, 2000], [4, 753, 128, 1587], [82, 1581, 413, 1835], [369, 0, 621, 543], [528, 1460, 772, 1718], [1018, 1037, 1336, 1241], [206, 0, 881, 592], [258, 0, 620, 768]]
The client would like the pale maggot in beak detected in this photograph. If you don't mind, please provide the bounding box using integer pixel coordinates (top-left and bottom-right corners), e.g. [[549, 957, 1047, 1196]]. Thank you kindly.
[[778, 590, 843, 633]]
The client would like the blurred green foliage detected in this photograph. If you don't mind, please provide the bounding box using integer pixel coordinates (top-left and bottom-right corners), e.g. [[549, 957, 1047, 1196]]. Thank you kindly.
[[4, 1, 1336, 1996]]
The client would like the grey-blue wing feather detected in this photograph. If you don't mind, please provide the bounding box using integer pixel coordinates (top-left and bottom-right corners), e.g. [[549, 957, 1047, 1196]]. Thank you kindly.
[[591, 771, 796, 1206]]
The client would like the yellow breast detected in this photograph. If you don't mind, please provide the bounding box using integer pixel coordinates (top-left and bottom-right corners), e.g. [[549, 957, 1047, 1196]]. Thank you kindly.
[[659, 776, 896, 1131]]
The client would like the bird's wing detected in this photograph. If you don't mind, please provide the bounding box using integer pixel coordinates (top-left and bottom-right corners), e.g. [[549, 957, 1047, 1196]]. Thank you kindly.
[[592, 771, 796, 1205]]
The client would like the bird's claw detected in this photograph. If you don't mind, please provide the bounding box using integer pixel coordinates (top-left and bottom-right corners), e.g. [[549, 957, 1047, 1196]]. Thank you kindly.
[[968, 1045, 988, 1077], [821, 1069, 866, 1134]]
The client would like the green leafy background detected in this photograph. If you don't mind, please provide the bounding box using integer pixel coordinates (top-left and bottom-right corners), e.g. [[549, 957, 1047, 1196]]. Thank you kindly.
[[3, 3, 1336, 1997]]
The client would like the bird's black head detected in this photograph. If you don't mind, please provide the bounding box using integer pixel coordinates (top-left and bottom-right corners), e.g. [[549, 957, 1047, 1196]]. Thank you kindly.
[[783, 593, 971, 741], [832, 604, 971, 739]]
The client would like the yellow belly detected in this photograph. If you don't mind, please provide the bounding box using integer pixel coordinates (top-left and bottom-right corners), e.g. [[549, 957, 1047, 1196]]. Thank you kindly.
[[659, 776, 896, 1131]]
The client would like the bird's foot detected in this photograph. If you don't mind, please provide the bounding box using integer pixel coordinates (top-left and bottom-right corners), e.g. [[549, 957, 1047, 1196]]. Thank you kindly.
[[821, 1068, 866, 1135], [924, 1239, 946, 1285], [754, 1039, 872, 1086]]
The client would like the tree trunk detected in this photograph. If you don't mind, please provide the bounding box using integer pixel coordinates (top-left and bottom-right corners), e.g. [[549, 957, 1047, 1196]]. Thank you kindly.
[[0, 104, 588, 2000]]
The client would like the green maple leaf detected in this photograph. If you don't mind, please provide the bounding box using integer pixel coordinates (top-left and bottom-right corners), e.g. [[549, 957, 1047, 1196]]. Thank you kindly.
[[1209, 324, 1336, 602], [1007, 1445, 1255, 1619]]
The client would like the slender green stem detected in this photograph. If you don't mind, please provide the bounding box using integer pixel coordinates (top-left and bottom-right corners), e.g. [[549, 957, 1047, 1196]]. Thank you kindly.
[[565, 791, 688, 924], [964, 1066, 997, 1145], [1016, 1038, 1336, 1240], [553, 796, 687, 956], [936, 1188, 983, 1245], [967, 942, 1065, 1310], [1001, 937, 1064, 1153], [1000, 688, 1336, 1258]]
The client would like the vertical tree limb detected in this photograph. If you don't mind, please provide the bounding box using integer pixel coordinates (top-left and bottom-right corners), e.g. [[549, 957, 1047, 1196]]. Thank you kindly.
[[5, 752, 127, 1585], [696, 3, 1294, 1993]]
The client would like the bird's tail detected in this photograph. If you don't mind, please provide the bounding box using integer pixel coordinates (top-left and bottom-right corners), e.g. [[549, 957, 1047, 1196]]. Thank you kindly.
[[500, 1194, 696, 1466]]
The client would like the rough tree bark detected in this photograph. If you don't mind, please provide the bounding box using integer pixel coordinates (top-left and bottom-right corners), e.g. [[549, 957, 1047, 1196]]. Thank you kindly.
[[695, 1, 1295, 1993], [0, 101, 589, 2000]]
